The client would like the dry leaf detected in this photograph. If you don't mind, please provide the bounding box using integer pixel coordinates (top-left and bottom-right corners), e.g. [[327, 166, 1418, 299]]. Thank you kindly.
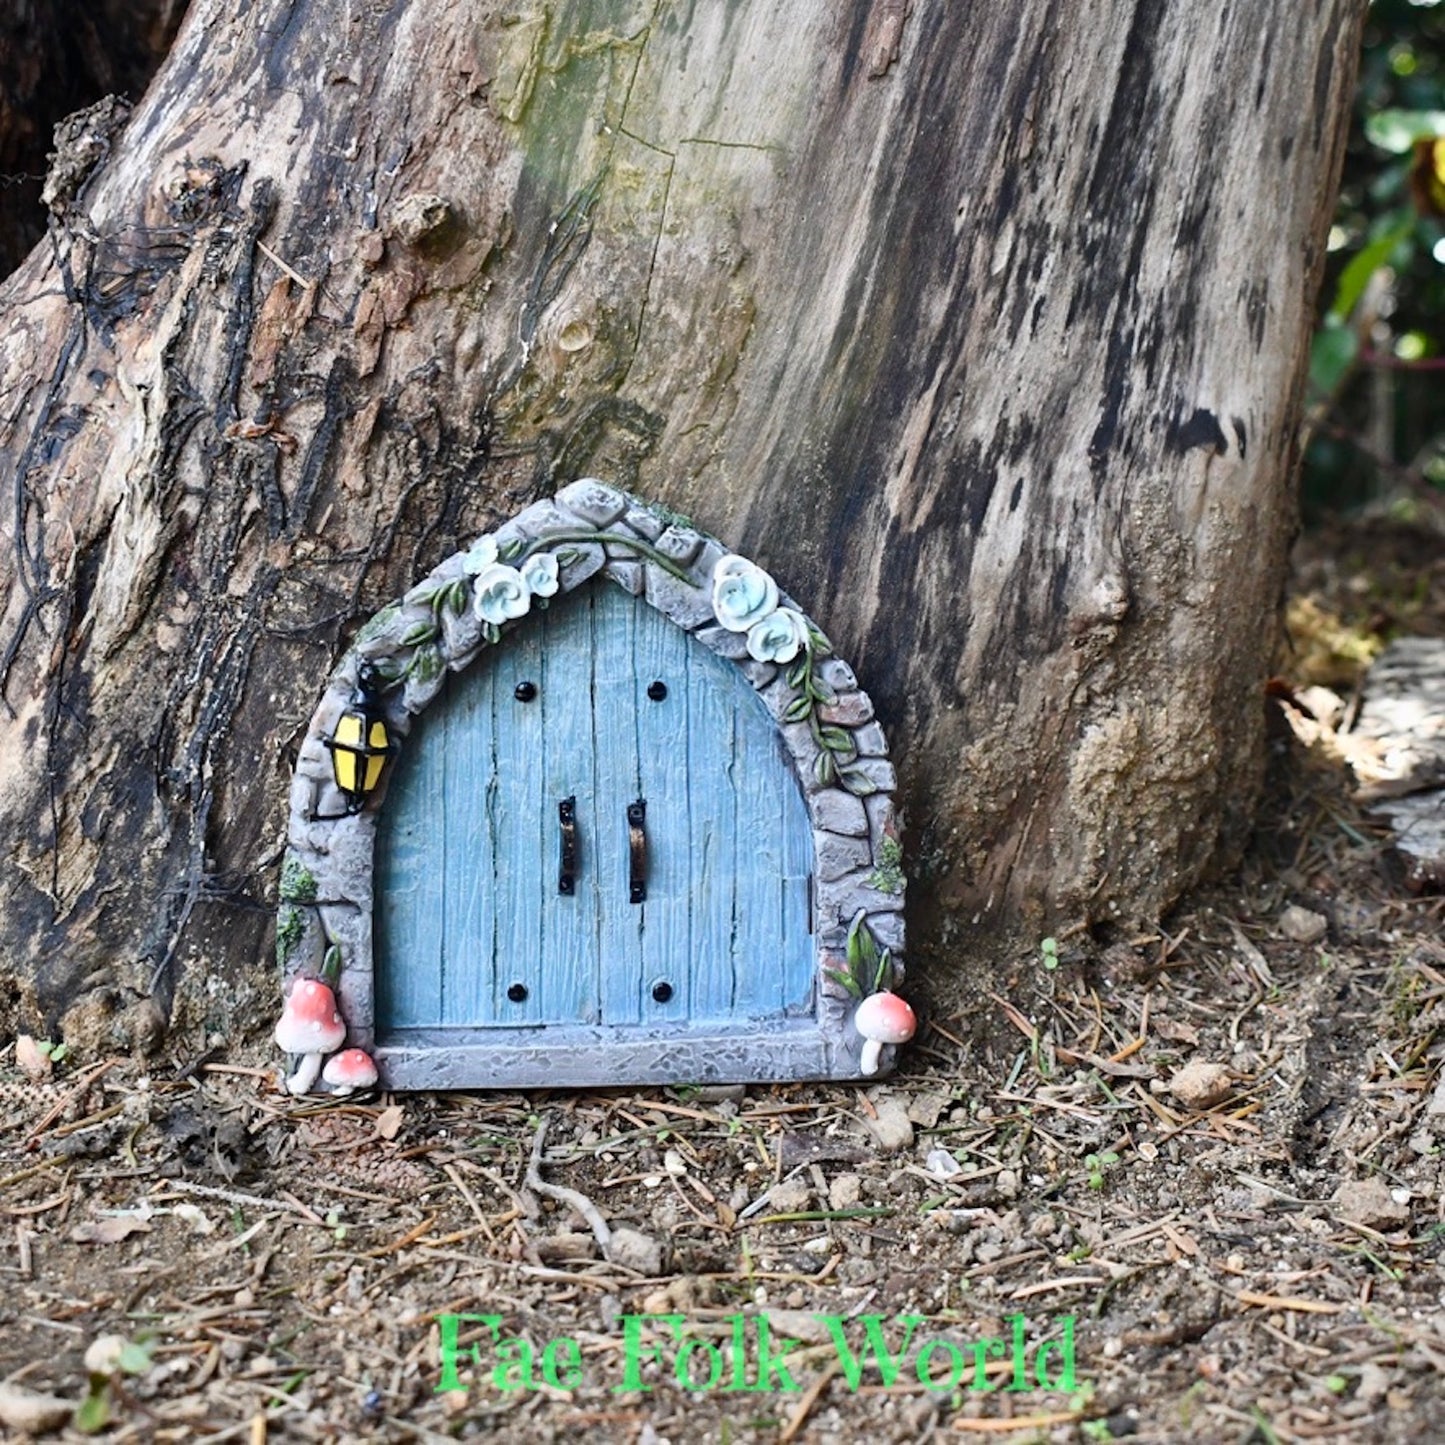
[[375, 1104, 405, 1141], [0, 1382, 72, 1433], [71, 1216, 152, 1244], [15, 1034, 50, 1081]]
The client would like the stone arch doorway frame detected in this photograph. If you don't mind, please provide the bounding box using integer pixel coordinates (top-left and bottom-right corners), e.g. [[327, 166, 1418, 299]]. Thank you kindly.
[[277, 479, 907, 1088]]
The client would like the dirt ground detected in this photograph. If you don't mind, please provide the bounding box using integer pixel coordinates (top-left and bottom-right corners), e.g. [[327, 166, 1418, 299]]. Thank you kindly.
[[2, 514, 1444, 1445]]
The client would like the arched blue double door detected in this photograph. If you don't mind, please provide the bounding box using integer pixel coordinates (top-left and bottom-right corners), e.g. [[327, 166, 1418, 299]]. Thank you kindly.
[[375, 581, 815, 1035]]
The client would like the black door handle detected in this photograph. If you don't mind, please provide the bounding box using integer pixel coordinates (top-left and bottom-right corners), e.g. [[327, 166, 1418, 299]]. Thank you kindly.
[[627, 799, 647, 904], [558, 796, 577, 895]]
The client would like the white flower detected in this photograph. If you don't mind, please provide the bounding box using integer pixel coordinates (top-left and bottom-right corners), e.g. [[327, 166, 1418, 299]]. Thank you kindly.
[[711, 554, 779, 633], [461, 535, 500, 575], [472, 563, 531, 626], [519, 551, 560, 599], [746, 607, 807, 664]]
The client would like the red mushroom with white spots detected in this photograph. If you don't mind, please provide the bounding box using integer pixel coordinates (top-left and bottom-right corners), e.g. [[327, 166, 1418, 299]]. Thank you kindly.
[[322, 1047, 379, 1095], [853, 991, 917, 1076], [274, 978, 346, 1094]]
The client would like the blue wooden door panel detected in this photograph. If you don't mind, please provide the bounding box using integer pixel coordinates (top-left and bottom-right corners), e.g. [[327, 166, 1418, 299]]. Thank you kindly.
[[491, 618, 547, 1025], [732, 702, 788, 1020], [375, 741, 446, 1027], [675, 633, 816, 1024], [593, 585, 644, 1023], [633, 590, 692, 1026], [684, 635, 739, 1020], [540, 598, 600, 1023], [376, 579, 814, 1035], [439, 652, 497, 1025]]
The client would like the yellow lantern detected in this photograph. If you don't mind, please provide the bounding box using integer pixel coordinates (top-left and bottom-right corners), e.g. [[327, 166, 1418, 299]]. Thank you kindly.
[[322, 663, 397, 815]]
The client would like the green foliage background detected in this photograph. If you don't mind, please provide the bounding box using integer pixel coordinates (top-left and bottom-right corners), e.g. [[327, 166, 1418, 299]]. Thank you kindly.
[[1305, 0, 1445, 516]]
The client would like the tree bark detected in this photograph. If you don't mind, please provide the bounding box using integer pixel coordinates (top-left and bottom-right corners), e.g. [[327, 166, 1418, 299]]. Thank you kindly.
[[0, 0, 1365, 1047]]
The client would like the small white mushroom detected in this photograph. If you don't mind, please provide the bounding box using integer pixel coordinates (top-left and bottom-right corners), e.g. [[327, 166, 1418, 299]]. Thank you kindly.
[[853, 990, 917, 1076], [274, 979, 346, 1094], [322, 1047, 379, 1095]]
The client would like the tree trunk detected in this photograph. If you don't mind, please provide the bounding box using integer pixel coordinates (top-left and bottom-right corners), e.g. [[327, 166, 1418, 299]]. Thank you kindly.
[[0, 0, 1365, 1048]]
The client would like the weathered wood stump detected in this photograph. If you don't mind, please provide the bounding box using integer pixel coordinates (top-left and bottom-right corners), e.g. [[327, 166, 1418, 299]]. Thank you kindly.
[[0, 0, 1366, 1045], [1354, 637, 1445, 891]]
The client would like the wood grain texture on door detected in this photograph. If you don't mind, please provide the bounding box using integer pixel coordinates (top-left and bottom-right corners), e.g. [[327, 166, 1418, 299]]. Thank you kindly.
[[375, 581, 814, 1033]]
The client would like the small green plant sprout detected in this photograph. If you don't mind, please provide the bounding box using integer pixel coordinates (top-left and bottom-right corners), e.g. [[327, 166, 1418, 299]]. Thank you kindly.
[[1249, 1406, 1284, 1445], [825, 912, 893, 998], [1085, 1150, 1120, 1190], [1040, 936, 1060, 970], [76, 1334, 155, 1433], [35, 1039, 70, 1064]]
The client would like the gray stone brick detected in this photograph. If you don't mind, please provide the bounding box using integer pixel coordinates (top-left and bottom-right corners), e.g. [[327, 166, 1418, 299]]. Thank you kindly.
[[866, 911, 905, 955], [816, 870, 904, 930], [319, 916, 376, 1041], [812, 883, 855, 936], [623, 506, 665, 540], [778, 721, 826, 792], [353, 610, 413, 660], [403, 660, 447, 712], [605, 559, 645, 595], [761, 675, 799, 721], [693, 538, 727, 584], [446, 643, 483, 675], [557, 540, 607, 590], [819, 691, 874, 726], [695, 624, 749, 660], [816, 831, 873, 882], [811, 789, 868, 836], [313, 901, 363, 949], [850, 758, 898, 792], [557, 478, 627, 526], [441, 604, 483, 661], [289, 770, 321, 821], [644, 563, 715, 629], [493, 499, 583, 550], [310, 818, 377, 908], [851, 721, 889, 757], [306, 779, 354, 829], [295, 714, 337, 779], [656, 525, 703, 565], [865, 792, 898, 845]]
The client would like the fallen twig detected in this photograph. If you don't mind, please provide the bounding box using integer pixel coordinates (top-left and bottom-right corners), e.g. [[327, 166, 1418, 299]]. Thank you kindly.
[[526, 1116, 612, 1255], [779, 1363, 839, 1443]]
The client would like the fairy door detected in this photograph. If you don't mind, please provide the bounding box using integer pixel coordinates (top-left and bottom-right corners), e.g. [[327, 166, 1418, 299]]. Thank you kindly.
[[374, 580, 815, 1036]]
